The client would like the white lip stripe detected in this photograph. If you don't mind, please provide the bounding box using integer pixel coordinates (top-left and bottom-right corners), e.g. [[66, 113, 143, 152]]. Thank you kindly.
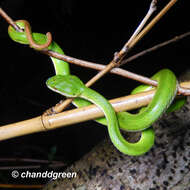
[[46, 84, 77, 98], [47, 85, 67, 96]]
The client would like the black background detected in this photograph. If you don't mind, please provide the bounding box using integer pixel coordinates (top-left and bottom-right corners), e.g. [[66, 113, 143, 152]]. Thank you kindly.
[[0, 0, 189, 166]]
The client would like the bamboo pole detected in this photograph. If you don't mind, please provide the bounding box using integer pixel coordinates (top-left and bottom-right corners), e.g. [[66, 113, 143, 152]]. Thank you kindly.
[[0, 117, 45, 140], [0, 81, 189, 142]]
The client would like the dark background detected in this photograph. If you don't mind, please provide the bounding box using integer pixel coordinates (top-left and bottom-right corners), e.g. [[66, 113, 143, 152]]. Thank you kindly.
[[0, 0, 189, 183]]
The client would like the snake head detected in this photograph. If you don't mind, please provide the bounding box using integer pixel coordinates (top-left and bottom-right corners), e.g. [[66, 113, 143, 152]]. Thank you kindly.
[[8, 20, 52, 50], [46, 75, 85, 97], [8, 20, 28, 44]]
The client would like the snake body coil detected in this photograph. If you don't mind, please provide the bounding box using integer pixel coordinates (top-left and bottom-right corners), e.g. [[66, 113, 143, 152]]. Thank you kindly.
[[8, 20, 181, 156]]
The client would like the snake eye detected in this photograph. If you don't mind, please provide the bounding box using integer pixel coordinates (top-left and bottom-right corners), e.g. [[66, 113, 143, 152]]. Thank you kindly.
[[20, 27, 25, 31], [14, 20, 26, 32]]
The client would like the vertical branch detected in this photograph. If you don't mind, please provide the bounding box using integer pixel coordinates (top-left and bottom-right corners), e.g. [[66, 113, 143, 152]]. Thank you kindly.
[[126, 0, 158, 46], [128, 0, 178, 48]]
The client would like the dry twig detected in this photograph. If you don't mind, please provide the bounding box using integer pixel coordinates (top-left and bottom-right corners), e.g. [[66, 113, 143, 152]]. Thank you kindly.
[[0, 184, 43, 189], [43, 31, 190, 94]]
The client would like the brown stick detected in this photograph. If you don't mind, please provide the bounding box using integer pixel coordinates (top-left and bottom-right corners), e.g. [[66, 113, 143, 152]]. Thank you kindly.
[[120, 31, 190, 67], [128, 0, 178, 49], [0, 8, 23, 32], [43, 28, 190, 97], [114, 0, 158, 59], [0, 81, 189, 142], [0, 184, 43, 189], [124, 0, 157, 46]]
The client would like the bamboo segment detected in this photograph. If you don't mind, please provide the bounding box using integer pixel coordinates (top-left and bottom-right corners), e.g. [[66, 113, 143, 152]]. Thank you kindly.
[[0, 81, 189, 141], [44, 90, 154, 130], [0, 91, 154, 141], [0, 116, 45, 140]]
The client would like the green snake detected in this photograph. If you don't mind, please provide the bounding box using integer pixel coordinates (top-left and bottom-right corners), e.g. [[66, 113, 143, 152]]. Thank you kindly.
[[8, 20, 182, 156]]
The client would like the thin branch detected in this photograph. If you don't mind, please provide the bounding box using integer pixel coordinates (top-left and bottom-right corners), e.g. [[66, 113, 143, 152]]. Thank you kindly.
[[113, 0, 177, 61], [128, 0, 178, 48], [117, 0, 158, 52], [0, 165, 42, 170], [121, 31, 190, 66], [43, 31, 190, 95], [0, 157, 67, 169], [0, 184, 43, 189], [0, 157, 63, 164], [0, 163, 66, 170], [0, 8, 23, 32]]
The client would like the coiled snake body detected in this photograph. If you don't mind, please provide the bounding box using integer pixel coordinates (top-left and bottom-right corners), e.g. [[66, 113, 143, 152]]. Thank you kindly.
[[8, 20, 181, 156]]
